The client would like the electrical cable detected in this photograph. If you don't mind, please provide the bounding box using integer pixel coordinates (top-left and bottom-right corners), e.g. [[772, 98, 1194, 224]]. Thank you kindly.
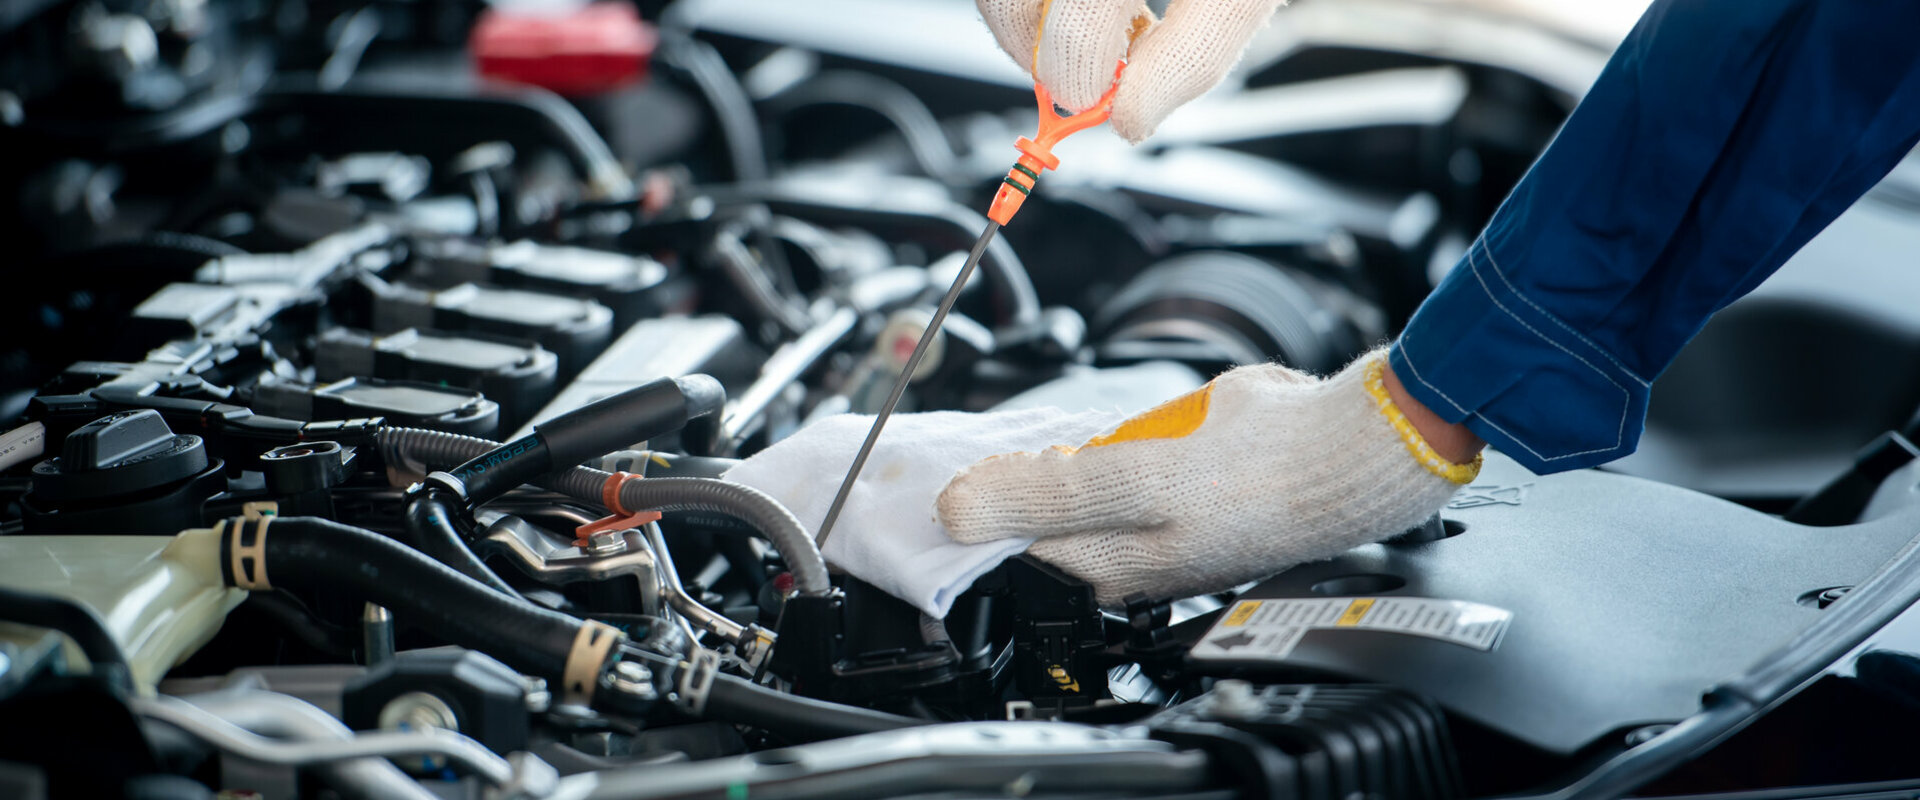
[[0, 421, 47, 472], [403, 491, 522, 597], [700, 670, 926, 743], [710, 223, 814, 337], [613, 644, 923, 743]]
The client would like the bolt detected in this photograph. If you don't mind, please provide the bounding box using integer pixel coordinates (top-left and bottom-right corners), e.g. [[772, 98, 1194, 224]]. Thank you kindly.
[[608, 661, 656, 702], [377, 692, 458, 771], [588, 530, 628, 555]]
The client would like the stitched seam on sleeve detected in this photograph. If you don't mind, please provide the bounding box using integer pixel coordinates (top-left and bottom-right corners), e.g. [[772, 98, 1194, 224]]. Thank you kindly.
[[1397, 333, 1562, 464], [1464, 248, 1629, 460], [1478, 240, 1653, 388], [1394, 335, 1471, 417]]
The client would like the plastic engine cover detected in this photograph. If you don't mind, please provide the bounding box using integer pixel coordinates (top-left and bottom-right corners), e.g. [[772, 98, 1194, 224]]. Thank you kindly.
[[1185, 452, 1920, 755]]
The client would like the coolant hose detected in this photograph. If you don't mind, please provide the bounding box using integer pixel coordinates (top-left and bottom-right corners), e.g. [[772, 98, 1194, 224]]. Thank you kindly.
[[403, 492, 520, 597], [378, 427, 831, 597], [702, 672, 925, 742], [217, 515, 602, 685]]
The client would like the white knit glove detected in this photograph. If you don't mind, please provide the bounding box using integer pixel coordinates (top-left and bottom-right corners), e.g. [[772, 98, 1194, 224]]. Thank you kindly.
[[977, 0, 1286, 142], [937, 351, 1481, 606]]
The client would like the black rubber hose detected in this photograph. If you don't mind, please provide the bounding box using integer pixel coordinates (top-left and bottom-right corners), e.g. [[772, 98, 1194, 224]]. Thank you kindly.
[[699, 185, 1042, 329], [764, 70, 961, 183], [710, 224, 813, 337], [658, 31, 769, 183], [702, 672, 925, 742], [231, 516, 587, 680], [378, 427, 829, 596], [0, 585, 131, 688], [450, 375, 726, 506], [404, 492, 520, 597]]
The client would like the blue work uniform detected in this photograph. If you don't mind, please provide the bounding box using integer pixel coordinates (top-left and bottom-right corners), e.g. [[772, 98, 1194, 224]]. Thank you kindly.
[[1389, 0, 1920, 474]]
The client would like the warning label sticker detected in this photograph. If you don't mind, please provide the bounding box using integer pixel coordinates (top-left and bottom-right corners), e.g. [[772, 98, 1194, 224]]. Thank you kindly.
[[1191, 597, 1512, 660]]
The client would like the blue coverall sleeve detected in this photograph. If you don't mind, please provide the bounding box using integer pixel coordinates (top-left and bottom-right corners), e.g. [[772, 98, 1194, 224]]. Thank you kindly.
[[1388, 0, 1920, 474]]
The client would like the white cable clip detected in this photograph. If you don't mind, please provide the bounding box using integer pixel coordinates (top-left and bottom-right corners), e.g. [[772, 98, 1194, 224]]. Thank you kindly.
[[675, 648, 722, 717]]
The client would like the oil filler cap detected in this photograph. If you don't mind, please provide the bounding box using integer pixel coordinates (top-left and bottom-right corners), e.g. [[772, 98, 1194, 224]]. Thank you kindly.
[[31, 410, 210, 503]]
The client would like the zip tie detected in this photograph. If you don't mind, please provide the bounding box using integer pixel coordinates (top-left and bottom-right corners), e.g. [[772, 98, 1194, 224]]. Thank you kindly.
[[573, 471, 662, 546]]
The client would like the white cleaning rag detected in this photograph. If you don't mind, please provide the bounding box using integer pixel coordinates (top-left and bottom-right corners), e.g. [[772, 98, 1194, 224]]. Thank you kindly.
[[724, 407, 1128, 618]]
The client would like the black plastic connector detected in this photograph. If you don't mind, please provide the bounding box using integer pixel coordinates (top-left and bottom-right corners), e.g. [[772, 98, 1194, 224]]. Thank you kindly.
[[448, 374, 725, 507]]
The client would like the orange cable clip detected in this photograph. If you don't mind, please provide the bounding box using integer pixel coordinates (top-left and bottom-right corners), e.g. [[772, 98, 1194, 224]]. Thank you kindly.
[[986, 60, 1127, 226], [573, 471, 662, 547]]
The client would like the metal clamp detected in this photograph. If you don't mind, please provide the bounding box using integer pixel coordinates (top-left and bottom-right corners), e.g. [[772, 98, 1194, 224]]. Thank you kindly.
[[227, 515, 275, 591], [561, 620, 623, 706]]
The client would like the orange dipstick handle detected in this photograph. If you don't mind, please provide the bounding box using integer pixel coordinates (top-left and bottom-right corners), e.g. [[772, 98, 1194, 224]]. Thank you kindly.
[[986, 61, 1126, 226]]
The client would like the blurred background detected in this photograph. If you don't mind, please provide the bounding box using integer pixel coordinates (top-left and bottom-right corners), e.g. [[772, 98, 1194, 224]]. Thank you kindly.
[[3, 0, 1916, 508]]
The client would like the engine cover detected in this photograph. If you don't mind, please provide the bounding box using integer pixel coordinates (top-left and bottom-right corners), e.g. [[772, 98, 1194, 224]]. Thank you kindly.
[[1186, 452, 1920, 755]]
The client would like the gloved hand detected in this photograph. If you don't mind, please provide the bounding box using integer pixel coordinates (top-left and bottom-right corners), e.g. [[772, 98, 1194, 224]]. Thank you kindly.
[[977, 0, 1286, 142], [724, 406, 1131, 617], [937, 351, 1480, 606]]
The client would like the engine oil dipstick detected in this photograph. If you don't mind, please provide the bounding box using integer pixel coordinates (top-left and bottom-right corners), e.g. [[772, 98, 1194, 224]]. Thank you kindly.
[[816, 64, 1127, 548]]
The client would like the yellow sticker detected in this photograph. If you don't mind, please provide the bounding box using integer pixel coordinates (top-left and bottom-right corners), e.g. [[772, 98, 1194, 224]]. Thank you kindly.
[[1336, 599, 1376, 626], [1223, 601, 1261, 627]]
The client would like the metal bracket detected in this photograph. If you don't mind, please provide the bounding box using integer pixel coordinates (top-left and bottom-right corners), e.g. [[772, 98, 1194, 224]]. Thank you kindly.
[[474, 511, 661, 615]]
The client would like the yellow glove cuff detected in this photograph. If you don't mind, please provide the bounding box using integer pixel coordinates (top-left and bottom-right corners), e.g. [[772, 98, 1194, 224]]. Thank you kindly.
[[1363, 357, 1482, 485]]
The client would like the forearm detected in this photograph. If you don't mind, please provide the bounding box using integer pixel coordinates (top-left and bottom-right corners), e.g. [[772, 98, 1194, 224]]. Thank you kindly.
[[1384, 362, 1483, 466], [1392, 0, 1920, 474]]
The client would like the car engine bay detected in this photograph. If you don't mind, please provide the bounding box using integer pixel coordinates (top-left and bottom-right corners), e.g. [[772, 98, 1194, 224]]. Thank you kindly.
[[7, 1, 1920, 798]]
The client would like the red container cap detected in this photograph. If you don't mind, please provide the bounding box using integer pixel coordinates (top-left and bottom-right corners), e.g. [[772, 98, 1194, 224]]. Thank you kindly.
[[471, 3, 657, 97]]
